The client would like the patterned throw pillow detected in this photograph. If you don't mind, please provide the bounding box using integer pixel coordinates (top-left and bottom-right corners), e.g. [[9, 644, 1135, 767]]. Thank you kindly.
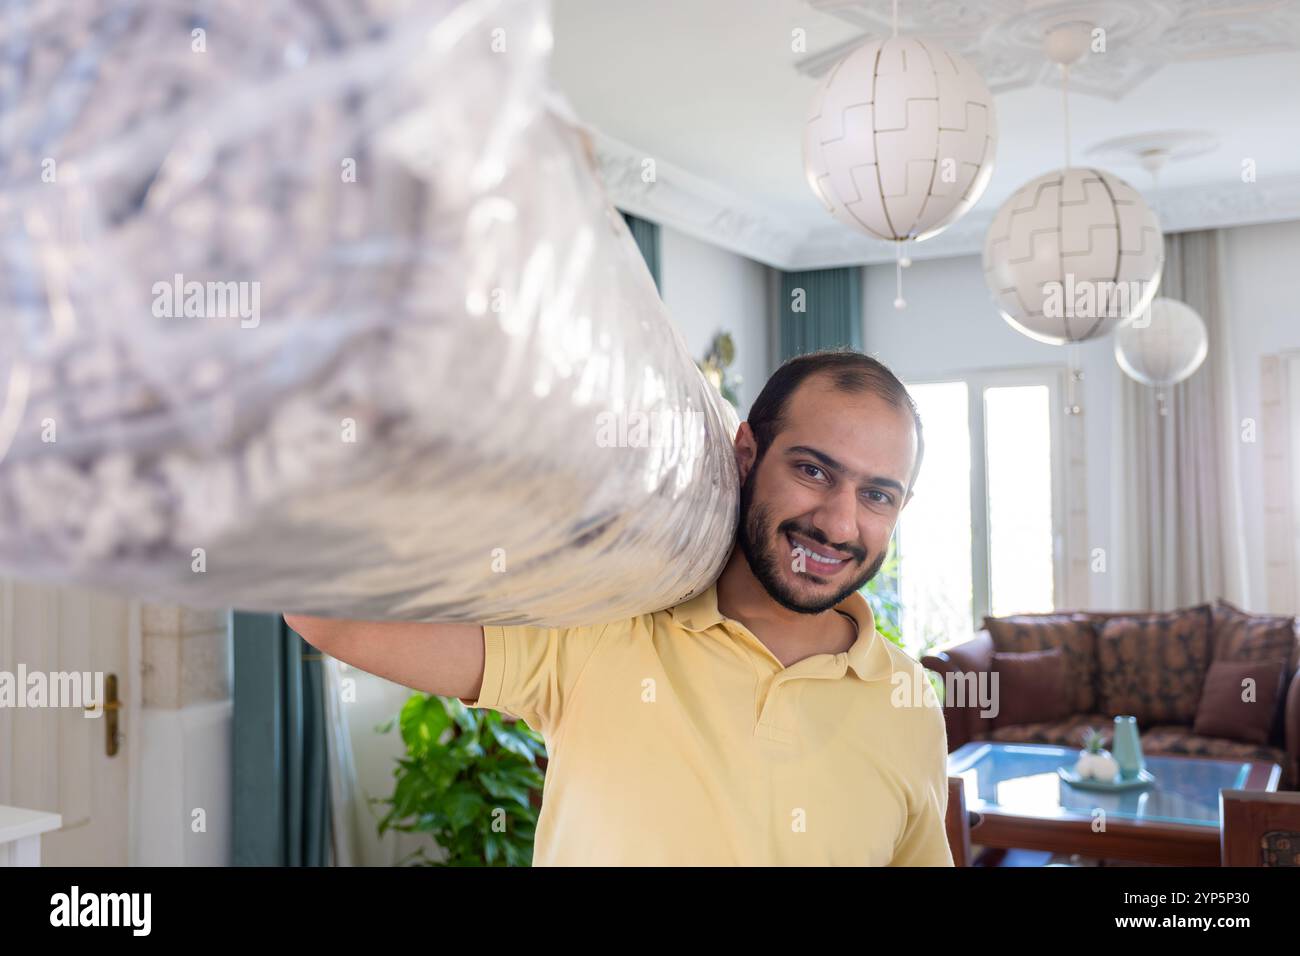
[[1211, 599, 1299, 746], [991, 648, 1071, 728], [1262, 832, 1300, 867], [1097, 606, 1212, 726], [1192, 658, 1288, 745], [983, 614, 1097, 713], [1212, 600, 1298, 666]]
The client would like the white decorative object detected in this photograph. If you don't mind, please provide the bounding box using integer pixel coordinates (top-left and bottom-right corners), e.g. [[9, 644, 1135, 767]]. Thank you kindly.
[[1114, 297, 1209, 387], [802, 36, 997, 242], [983, 167, 1164, 344], [1074, 750, 1119, 782], [1074, 728, 1119, 783]]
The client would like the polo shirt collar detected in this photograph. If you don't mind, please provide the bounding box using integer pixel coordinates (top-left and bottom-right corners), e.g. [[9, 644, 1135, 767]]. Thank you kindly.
[[669, 582, 894, 682]]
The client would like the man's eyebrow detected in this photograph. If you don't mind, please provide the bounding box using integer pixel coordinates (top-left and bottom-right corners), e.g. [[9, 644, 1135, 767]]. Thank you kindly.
[[784, 445, 907, 496]]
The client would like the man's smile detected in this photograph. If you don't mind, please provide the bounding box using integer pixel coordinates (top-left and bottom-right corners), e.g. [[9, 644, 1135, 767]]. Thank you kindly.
[[785, 531, 855, 577]]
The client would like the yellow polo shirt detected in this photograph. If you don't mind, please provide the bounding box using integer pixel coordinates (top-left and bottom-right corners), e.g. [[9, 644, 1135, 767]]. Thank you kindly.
[[467, 582, 953, 866]]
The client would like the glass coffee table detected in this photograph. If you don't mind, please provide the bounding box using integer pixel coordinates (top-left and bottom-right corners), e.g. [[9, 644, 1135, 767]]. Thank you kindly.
[[947, 741, 1282, 865]]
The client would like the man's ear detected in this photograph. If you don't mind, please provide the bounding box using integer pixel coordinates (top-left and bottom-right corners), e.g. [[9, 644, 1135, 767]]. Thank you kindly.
[[734, 421, 757, 483]]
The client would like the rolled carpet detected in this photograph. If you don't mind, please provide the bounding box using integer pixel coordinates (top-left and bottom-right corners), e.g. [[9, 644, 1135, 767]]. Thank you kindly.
[[0, 0, 739, 624]]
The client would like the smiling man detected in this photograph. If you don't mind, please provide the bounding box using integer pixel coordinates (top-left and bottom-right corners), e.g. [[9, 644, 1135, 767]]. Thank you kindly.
[[286, 348, 953, 866]]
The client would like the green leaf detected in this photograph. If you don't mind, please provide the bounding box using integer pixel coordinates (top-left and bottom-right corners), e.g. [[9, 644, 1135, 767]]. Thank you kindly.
[[448, 698, 479, 735], [487, 720, 539, 760], [478, 771, 534, 810], [456, 737, 487, 760], [399, 694, 453, 755], [441, 784, 488, 830]]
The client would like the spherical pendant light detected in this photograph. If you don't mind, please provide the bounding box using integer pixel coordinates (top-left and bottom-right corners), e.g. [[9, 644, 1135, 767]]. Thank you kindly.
[[803, 36, 997, 242], [1114, 297, 1208, 387], [982, 167, 1164, 344]]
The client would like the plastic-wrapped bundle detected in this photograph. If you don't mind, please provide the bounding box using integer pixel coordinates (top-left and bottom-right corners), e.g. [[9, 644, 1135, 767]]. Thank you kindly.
[[0, 0, 740, 624]]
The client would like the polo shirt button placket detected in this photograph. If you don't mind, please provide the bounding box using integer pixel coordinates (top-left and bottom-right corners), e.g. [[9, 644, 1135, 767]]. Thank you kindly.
[[755, 674, 797, 744]]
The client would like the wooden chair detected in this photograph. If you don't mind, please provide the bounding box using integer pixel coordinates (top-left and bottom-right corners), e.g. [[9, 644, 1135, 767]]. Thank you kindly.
[[1220, 789, 1300, 866], [946, 776, 981, 866]]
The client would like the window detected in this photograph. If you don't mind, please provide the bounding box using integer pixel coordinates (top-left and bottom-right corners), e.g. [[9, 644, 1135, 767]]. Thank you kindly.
[[897, 382, 973, 655], [897, 368, 1068, 655], [984, 385, 1056, 618]]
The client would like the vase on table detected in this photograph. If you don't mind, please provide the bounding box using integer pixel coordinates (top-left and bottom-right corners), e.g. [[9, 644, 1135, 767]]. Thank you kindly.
[[1111, 715, 1145, 780]]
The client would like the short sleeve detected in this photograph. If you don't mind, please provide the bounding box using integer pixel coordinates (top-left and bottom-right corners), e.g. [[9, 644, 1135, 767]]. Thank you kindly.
[[890, 683, 955, 867], [461, 621, 611, 737]]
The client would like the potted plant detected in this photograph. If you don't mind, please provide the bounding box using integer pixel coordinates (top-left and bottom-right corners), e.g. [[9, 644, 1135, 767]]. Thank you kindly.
[[1074, 726, 1119, 782], [375, 693, 546, 866], [697, 331, 742, 408]]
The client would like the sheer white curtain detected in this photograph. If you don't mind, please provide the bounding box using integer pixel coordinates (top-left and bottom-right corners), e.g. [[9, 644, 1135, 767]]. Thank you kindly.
[[1111, 229, 1250, 611], [322, 656, 360, 866], [1260, 351, 1300, 615], [1288, 354, 1300, 612], [322, 657, 440, 865]]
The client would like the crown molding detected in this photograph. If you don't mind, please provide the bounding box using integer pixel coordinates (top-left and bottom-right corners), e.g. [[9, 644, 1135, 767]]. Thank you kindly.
[[590, 130, 803, 269], [591, 129, 1300, 269]]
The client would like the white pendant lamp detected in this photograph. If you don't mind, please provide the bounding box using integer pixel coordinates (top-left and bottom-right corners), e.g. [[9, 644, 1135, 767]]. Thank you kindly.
[[981, 22, 1164, 346], [1114, 297, 1208, 387], [801, 3, 997, 248], [1101, 142, 1210, 399], [983, 166, 1164, 344]]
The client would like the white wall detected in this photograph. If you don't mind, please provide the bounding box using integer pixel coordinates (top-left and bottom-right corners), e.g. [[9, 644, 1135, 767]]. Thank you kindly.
[[862, 220, 1300, 612], [659, 224, 770, 417]]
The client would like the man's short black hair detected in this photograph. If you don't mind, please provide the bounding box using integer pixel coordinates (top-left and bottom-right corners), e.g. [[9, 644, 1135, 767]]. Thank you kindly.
[[746, 348, 924, 494]]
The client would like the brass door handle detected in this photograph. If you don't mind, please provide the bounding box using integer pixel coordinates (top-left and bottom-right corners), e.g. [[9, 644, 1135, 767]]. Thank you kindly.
[[83, 673, 122, 756]]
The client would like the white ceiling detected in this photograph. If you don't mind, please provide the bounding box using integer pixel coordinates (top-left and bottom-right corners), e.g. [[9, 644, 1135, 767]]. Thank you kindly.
[[551, 0, 1300, 268]]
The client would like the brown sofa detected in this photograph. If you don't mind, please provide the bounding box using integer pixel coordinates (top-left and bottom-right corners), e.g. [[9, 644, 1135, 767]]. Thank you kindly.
[[921, 600, 1300, 790]]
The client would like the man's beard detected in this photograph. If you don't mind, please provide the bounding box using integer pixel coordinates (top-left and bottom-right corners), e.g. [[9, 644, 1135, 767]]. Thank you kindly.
[[735, 461, 885, 615]]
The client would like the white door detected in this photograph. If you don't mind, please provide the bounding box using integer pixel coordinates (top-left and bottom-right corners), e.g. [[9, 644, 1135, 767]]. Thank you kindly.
[[0, 579, 136, 865]]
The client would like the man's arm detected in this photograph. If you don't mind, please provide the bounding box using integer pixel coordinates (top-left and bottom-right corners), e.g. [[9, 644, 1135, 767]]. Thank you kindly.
[[284, 614, 486, 702], [889, 675, 955, 866]]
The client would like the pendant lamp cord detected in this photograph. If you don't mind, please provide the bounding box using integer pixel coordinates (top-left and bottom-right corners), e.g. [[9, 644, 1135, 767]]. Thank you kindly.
[[1067, 342, 1083, 415], [895, 241, 905, 310], [1061, 63, 1072, 170], [892, 0, 902, 308]]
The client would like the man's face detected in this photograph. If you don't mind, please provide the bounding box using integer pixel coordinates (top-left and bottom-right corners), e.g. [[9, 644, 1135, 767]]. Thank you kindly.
[[735, 375, 916, 615]]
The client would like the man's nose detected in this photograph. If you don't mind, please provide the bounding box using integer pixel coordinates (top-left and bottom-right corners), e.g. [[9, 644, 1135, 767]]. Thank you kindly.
[[810, 485, 858, 550]]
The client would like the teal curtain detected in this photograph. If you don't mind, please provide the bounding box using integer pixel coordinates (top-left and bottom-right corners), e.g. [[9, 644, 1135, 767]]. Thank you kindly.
[[620, 211, 661, 292], [778, 267, 863, 360], [232, 612, 331, 866]]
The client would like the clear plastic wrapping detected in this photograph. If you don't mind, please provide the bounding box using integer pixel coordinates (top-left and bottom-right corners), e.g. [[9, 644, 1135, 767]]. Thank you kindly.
[[0, 0, 740, 624]]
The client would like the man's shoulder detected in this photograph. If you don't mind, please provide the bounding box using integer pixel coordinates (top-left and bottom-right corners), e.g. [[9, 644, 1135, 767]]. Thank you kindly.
[[877, 637, 945, 716], [879, 635, 927, 673], [552, 611, 656, 644]]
